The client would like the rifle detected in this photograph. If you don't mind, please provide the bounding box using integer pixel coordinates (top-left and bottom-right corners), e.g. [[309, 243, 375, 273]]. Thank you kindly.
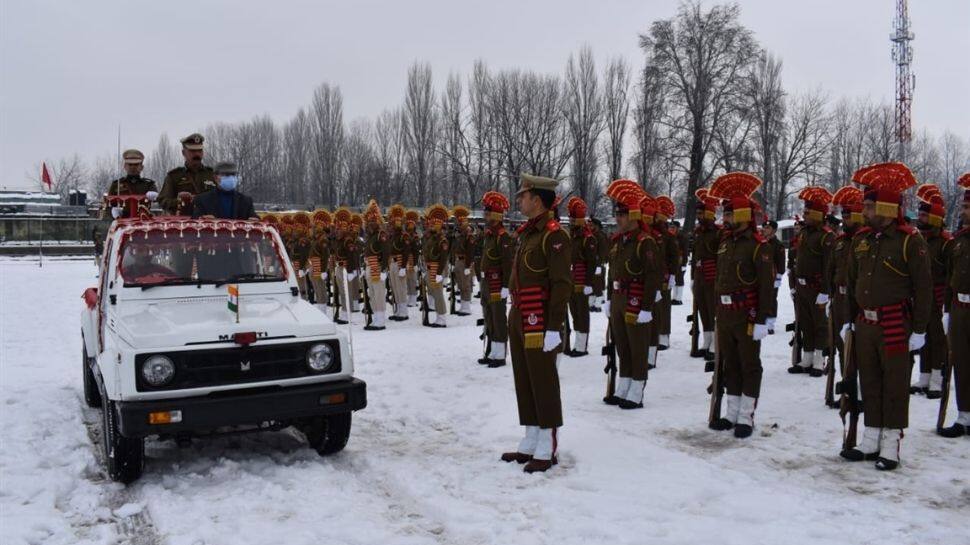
[[936, 342, 952, 432], [838, 329, 860, 453], [362, 272, 374, 327], [419, 269, 431, 327], [787, 317, 802, 366], [688, 290, 700, 357], [824, 310, 837, 408], [449, 268, 458, 315], [602, 324, 617, 400], [331, 265, 343, 324], [707, 332, 724, 427], [563, 306, 572, 355]]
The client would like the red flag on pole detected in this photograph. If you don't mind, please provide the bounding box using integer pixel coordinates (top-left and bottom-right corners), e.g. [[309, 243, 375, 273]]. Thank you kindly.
[[41, 162, 53, 192]]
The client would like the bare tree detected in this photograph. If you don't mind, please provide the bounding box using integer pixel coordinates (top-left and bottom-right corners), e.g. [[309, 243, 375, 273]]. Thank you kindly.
[[639, 1, 758, 228], [402, 62, 437, 205], [283, 108, 313, 205], [748, 52, 785, 211], [563, 45, 604, 204], [771, 91, 832, 218], [602, 56, 631, 186], [629, 64, 668, 198], [310, 83, 345, 207], [145, 133, 180, 183]]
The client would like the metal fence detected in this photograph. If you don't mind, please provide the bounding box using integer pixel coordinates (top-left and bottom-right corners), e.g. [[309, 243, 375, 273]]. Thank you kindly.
[[0, 217, 111, 245]]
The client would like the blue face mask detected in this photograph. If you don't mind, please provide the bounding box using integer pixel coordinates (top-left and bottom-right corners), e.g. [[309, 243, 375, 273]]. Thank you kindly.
[[218, 175, 238, 192]]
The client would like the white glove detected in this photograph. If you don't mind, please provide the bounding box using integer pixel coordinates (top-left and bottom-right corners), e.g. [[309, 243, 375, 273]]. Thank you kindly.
[[543, 330, 562, 352], [655, 291, 662, 302], [347, 271, 357, 282], [752, 323, 769, 341], [908, 332, 926, 352], [322, 272, 328, 282], [681, 267, 687, 273], [583, 286, 593, 295], [942, 313, 949, 334], [636, 310, 653, 324], [297, 270, 305, 278], [500, 287, 509, 300], [435, 274, 443, 284], [603, 301, 611, 315], [464, 268, 471, 276], [397, 268, 406, 278], [815, 293, 829, 305], [110, 207, 122, 219], [840, 323, 852, 342], [145, 190, 159, 201], [773, 279, 782, 289], [380, 272, 387, 282], [594, 266, 603, 275], [775, 274, 784, 283]]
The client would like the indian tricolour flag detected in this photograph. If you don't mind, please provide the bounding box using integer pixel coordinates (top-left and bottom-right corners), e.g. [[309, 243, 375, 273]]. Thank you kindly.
[[227, 284, 240, 322]]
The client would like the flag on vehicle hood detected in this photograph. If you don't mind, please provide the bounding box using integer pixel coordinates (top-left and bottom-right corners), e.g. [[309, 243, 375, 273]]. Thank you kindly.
[[227, 284, 239, 322]]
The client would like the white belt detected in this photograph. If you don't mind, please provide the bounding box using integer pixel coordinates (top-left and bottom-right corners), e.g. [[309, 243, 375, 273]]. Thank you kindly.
[[863, 309, 878, 321], [797, 278, 807, 286], [720, 295, 733, 305], [958, 293, 970, 304]]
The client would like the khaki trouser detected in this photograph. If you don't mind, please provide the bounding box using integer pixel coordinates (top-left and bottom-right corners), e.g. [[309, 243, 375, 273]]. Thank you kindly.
[[855, 319, 911, 429], [610, 291, 650, 381], [695, 277, 717, 333], [918, 305, 946, 375], [794, 283, 828, 352], [482, 294, 509, 342], [365, 271, 386, 314], [831, 291, 850, 378], [950, 303, 970, 412], [296, 268, 309, 301], [569, 287, 590, 333], [388, 259, 408, 308], [426, 270, 447, 315], [455, 258, 474, 302], [334, 266, 351, 314], [509, 307, 563, 428], [716, 311, 764, 399], [659, 280, 672, 336]]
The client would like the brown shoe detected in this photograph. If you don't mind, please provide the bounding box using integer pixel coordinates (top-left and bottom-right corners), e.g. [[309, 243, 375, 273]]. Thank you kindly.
[[500, 452, 532, 464], [523, 456, 558, 473]]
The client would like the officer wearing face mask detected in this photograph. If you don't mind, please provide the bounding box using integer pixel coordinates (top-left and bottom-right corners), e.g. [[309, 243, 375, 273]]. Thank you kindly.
[[191, 162, 257, 220]]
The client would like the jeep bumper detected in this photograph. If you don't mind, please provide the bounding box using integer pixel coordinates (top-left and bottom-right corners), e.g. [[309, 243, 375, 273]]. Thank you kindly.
[[116, 378, 366, 438]]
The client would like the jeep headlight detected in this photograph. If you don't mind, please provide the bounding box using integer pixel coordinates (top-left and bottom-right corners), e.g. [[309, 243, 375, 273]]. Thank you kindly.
[[142, 355, 175, 386], [306, 343, 334, 372]]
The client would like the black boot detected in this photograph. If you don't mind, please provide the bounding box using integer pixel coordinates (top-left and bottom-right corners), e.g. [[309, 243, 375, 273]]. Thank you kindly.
[[807, 367, 824, 378], [787, 365, 807, 374], [704, 360, 715, 373], [733, 424, 753, 438], [618, 399, 643, 410], [709, 418, 734, 431], [839, 448, 880, 462], [874, 457, 899, 471], [704, 350, 716, 361], [937, 423, 968, 438], [487, 359, 507, 368], [603, 395, 621, 406], [925, 390, 942, 400]]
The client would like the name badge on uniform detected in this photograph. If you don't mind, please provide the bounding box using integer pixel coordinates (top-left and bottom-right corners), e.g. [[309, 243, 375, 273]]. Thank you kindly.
[[958, 293, 970, 304], [864, 310, 878, 321], [797, 278, 807, 285], [720, 295, 733, 305]]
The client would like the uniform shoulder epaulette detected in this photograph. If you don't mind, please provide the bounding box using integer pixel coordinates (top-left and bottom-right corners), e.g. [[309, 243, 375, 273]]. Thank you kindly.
[[545, 219, 561, 232], [166, 166, 185, 175]]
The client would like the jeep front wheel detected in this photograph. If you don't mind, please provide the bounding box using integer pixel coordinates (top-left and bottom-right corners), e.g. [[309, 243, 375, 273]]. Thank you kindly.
[[101, 401, 144, 484], [304, 413, 352, 456]]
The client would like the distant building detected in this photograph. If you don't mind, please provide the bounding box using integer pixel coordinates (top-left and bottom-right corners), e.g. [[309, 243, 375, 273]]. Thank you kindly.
[[0, 190, 88, 216]]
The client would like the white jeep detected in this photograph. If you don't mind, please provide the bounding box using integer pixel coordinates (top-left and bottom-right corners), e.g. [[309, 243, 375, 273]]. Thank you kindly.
[[81, 217, 366, 483]]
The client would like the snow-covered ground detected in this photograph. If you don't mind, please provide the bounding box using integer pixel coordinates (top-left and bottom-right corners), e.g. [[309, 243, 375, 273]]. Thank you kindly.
[[1, 258, 967, 545]]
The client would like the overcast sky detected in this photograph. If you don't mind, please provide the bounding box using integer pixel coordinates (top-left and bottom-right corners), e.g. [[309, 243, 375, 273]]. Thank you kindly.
[[1, 0, 968, 190]]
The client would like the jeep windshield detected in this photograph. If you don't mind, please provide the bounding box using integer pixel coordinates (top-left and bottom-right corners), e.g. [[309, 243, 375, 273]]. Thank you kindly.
[[119, 229, 287, 288]]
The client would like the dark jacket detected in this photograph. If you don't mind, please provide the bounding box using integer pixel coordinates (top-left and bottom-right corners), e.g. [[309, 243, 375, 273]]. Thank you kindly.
[[191, 189, 257, 220]]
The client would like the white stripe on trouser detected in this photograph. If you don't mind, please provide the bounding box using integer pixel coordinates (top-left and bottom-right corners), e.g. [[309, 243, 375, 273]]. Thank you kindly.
[[625, 380, 645, 403], [517, 425, 540, 455], [614, 377, 632, 400], [533, 428, 557, 460]]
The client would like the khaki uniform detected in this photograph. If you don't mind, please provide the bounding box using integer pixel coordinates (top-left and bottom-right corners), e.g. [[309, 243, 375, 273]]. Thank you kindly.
[[793, 224, 834, 365], [159, 165, 216, 214], [289, 239, 311, 300], [480, 224, 514, 343], [333, 235, 361, 314], [423, 230, 451, 316], [945, 227, 970, 415], [508, 212, 572, 429], [406, 229, 423, 302], [102, 175, 158, 219], [825, 227, 859, 375], [308, 236, 331, 307], [715, 228, 775, 400], [764, 236, 786, 324], [591, 226, 610, 300], [363, 229, 389, 324], [608, 228, 662, 401], [846, 224, 932, 429], [453, 229, 477, 313], [568, 224, 598, 337], [674, 229, 690, 296], [387, 228, 411, 317], [656, 224, 680, 346], [692, 222, 722, 353], [915, 228, 951, 390]]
